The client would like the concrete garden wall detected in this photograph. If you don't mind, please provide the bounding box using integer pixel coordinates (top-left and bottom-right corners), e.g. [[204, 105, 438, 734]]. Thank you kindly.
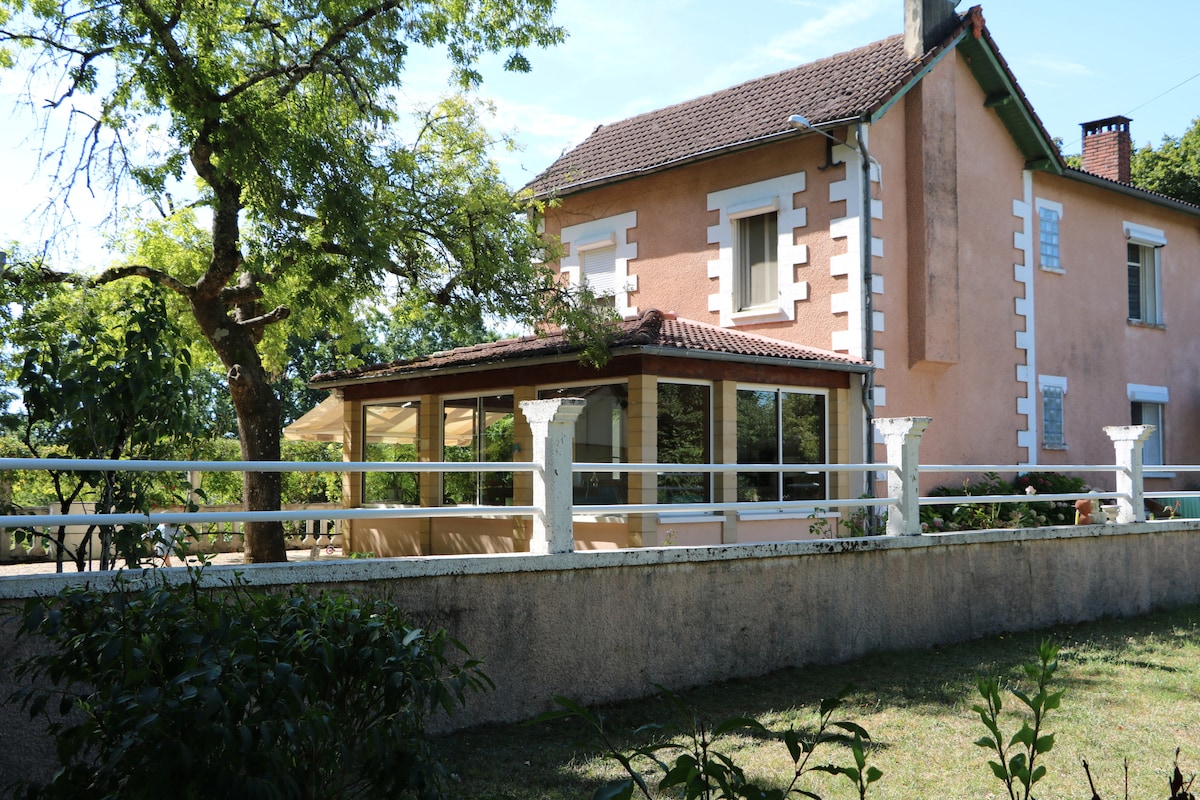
[[4, 520, 1200, 782]]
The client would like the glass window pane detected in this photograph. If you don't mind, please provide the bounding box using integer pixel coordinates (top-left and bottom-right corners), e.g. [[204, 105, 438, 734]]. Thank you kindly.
[[481, 395, 515, 506], [539, 384, 628, 505], [737, 389, 779, 502], [657, 383, 711, 503], [363, 402, 420, 504], [442, 395, 514, 506], [737, 213, 778, 310], [781, 392, 826, 501]]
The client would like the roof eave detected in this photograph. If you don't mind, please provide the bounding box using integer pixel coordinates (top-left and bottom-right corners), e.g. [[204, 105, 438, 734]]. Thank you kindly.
[[1062, 168, 1200, 217], [956, 26, 1064, 175], [310, 342, 869, 389], [529, 128, 824, 202]]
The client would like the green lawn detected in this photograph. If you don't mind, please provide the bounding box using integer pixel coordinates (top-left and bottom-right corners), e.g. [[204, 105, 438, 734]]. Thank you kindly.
[[437, 605, 1200, 799]]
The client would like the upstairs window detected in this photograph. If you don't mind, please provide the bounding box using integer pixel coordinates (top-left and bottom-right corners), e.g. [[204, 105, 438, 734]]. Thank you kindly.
[[1036, 200, 1063, 272], [735, 212, 778, 310], [581, 244, 618, 308], [1125, 222, 1165, 325]]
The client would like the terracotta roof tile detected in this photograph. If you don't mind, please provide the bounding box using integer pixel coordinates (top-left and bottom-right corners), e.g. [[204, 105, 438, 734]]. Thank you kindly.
[[311, 309, 866, 385], [525, 32, 945, 197]]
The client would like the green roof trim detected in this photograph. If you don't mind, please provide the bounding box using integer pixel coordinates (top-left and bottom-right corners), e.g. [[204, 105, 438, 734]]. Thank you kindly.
[[957, 32, 1064, 176], [868, 29, 967, 125]]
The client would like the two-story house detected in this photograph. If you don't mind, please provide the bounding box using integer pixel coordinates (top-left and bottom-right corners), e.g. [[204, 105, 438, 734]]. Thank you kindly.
[[296, 0, 1200, 556], [525, 0, 1200, 489]]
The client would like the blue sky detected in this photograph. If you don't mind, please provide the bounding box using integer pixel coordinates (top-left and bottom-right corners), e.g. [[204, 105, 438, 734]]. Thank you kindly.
[[3, 0, 1199, 267]]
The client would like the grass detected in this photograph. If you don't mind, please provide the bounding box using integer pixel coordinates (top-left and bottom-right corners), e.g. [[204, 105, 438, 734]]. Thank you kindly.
[[436, 605, 1200, 799]]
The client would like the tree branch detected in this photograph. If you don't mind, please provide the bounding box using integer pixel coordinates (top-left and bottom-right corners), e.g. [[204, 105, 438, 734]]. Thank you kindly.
[[93, 265, 193, 296], [217, 0, 404, 104], [237, 305, 291, 331]]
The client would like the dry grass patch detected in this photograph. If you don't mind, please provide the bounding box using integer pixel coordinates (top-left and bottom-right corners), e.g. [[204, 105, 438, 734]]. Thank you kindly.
[[437, 606, 1200, 799]]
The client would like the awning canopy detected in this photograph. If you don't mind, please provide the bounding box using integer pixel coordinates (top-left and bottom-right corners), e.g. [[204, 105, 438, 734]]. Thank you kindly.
[[284, 396, 480, 446]]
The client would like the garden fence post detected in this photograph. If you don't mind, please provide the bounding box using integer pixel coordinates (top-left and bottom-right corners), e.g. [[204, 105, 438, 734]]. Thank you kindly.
[[520, 398, 586, 554], [1103, 425, 1155, 523], [873, 416, 932, 536]]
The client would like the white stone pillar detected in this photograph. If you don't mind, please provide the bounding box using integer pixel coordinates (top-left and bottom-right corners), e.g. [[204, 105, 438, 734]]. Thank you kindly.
[[1104, 425, 1155, 523], [520, 398, 586, 554], [873, 416, 932, 536]]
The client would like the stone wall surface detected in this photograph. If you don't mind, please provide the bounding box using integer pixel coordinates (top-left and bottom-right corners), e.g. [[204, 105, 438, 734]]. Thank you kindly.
[[3, 521, 1200, 784]]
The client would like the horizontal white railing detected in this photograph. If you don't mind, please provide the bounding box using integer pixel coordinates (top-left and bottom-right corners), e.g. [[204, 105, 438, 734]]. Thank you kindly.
[[0, 412, 1191, 567]]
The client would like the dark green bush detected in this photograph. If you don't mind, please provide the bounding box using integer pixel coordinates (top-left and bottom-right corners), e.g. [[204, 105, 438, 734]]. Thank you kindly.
[[921, 472, 1087, 532], [6, 571, 489, 800]]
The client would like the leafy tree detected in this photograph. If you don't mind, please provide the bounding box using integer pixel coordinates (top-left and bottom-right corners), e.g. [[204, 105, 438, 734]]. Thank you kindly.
[[0, 0, 612, 562], [0, 275, 200, 570], [1131, 117, 1200, 205]]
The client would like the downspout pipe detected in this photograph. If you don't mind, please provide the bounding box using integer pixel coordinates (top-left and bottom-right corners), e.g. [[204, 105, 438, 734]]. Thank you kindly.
[[786, 114, 877, 501], [856, 121, 876, 501]]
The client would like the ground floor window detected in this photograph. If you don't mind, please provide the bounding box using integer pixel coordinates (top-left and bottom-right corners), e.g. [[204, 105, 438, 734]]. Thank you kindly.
[[362, 401, 420, 504], [1131, 401, 1165, 466], [539, 383, 628, 505], [736, 388, 827, 502], [657, 382, 711, 503], [442, 394, 514, 506]]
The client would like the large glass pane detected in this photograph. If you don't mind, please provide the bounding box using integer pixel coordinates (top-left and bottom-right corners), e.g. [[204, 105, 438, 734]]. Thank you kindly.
[[737, 389, 778, 502], [362, 402, 420, 504], [657, 383, 711, 503], [442, 398, 477, 505], [781, 391, 826, 501], [442, 395, 514, 505], [481, 395, 515, 505], [736, 213, 778, 309], [539, 384, 628, 505]]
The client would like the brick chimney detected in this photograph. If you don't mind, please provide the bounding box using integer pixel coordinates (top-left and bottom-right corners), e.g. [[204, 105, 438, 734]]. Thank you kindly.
[[904, 0, 960, 59], [1080, 116, 1132, 183]]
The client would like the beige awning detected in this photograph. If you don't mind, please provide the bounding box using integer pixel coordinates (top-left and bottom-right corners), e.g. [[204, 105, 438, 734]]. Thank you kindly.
[[284, 396, 480, 445]]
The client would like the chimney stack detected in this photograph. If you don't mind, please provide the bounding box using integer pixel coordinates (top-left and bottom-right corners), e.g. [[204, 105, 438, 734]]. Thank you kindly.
[[1080, 116, 1132, 183], [904, 0, 960, 59]]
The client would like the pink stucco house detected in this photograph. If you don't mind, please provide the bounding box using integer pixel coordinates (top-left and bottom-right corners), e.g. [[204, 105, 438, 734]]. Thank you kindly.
[[299, 0, 1200, 555], [526, 0, 1200, 492]]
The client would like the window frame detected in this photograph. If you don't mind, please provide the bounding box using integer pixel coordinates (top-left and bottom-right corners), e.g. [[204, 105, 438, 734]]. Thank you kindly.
[[1035, 198, 1063, 273], [655, 379, 713, 505], [538, 380, 629, 506], [735, 385, 829, 506], [439, 393, 515, 506], [1124, 221, 1165, 326], [1037, 375, 1067, 450], [1128, 383, 1169, 469], [732, 208, 779, 312], [361, 398, 422, 505]]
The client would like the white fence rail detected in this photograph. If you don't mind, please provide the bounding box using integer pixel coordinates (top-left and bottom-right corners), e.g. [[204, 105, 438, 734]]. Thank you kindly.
[[0, 406, 1193, 568]]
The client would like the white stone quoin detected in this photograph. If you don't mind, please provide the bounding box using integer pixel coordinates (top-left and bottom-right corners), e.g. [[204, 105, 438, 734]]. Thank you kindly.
[[520, 398, 587, 554]]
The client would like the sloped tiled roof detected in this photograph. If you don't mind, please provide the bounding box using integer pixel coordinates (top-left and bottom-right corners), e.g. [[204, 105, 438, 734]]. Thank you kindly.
[[311, 309, 867, 386], [526, 32, 941, 197]]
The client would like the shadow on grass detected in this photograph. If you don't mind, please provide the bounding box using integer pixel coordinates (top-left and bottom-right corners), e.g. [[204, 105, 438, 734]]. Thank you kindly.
[[436, 603, 1200, 800]]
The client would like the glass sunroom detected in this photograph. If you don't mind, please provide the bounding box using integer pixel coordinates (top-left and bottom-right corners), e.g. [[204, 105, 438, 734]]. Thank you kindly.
[[290, 310, 872, 556]]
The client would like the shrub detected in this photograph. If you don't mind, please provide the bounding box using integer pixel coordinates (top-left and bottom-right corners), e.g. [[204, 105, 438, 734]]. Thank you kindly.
[[921, 472, 1087, 532], [6, 570, 489, 800]]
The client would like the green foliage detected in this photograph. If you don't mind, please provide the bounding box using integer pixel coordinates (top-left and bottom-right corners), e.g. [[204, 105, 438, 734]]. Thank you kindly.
[[0, 0, 614, 558], [1131, 117, 1200, 206], [921, 472, 1087, 532], [539, 685, 880, 800], [1, 280, 202, 569], [972, 640, 1062, 800], [7, 571, 490, 799]]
